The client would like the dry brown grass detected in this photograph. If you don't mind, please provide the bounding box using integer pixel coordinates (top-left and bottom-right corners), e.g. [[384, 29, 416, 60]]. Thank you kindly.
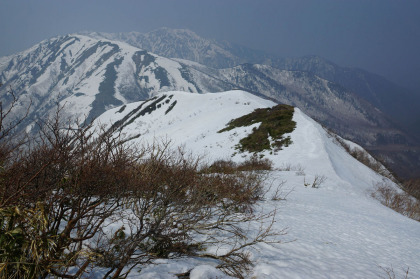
[[371, 181, 420, 221], [403, 178, 420, 200]]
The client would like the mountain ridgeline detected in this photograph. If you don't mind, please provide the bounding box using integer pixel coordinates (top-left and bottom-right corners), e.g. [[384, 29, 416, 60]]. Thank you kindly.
[[0, 28, 419, 178]]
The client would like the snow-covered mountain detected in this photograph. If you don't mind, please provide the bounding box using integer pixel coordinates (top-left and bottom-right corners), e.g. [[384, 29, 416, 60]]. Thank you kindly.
[[91, 90, 420, 278], [0, 34, 232, 131], [0, 33, 404, 145], [82, 27, 273, 69], [0, 32, 418, 178], [0, 33, 377, 140]]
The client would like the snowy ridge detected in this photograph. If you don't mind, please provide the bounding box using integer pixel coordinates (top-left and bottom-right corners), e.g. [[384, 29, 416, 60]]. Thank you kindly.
[[95, 90, 388, 194], [93, 90, 420, 278], [95, 90, 275, 162]]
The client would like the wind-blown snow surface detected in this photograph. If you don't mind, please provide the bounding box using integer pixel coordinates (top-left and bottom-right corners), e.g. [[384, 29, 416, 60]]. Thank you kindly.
[[94, 90, 420, 278]]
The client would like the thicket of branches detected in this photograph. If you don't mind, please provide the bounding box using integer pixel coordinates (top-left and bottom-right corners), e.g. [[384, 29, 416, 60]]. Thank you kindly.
[[0, 88, 282, 278]]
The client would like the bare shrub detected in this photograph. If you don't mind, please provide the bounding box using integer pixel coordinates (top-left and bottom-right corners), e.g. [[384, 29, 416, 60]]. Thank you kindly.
[[1, 113, 141, 278], [303, 175, 327, 188], [0, 86, 31, 145], [379, 265, 410, 279], [403, 178, 420, 200], [0, 99, 283, 278], [312, 175, 327, 188], [277, 163, 292, 171], [270, 180, 293, 201], [204, 159, 239, 174], [237, 155, 272, 172], [294, 164, 306, 176], [203, 155, 272, 174], [277, 163, 305, 176], [371, 181, 420, 221]]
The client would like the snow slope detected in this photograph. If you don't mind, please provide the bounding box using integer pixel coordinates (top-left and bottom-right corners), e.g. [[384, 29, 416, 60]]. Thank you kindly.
[[94, 90, 420, 278]]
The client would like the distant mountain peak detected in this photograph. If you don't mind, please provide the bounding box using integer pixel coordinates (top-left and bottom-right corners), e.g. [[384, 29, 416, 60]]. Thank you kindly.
[[149, 27, 201, 36]]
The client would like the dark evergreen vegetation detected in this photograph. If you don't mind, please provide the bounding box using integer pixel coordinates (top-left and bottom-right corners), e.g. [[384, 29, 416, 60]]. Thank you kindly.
[[219, 104, 296, 153]]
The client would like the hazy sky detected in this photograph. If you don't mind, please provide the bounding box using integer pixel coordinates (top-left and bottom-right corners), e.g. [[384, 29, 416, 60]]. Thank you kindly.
[[1, 0, 420, 91]]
